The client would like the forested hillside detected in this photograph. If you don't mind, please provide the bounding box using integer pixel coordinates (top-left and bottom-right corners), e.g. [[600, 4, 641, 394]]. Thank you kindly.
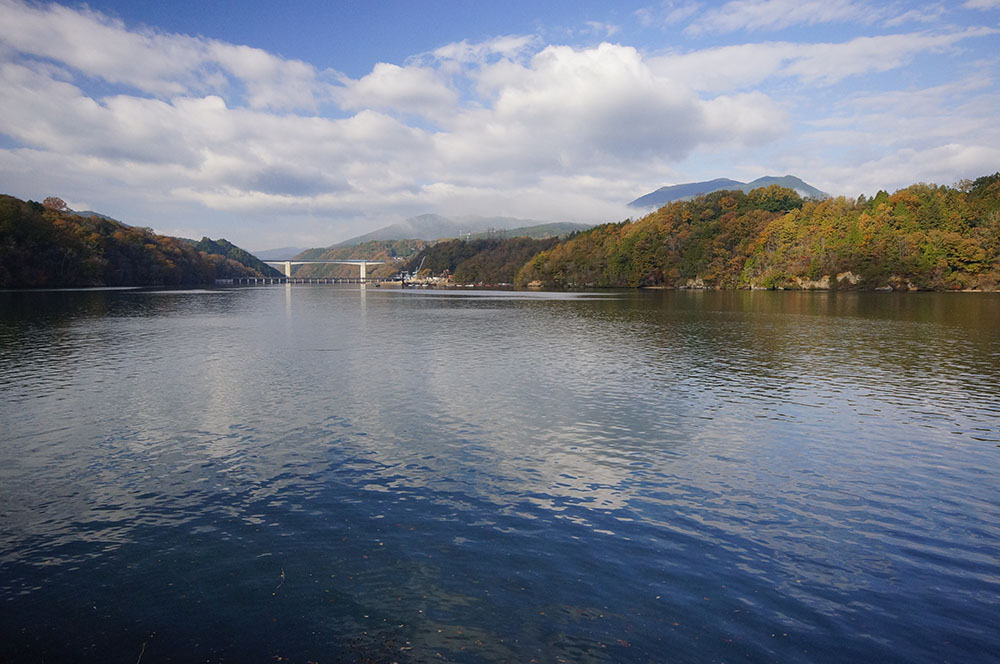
[[0, 195, 273, 288], [405, 237, 561, 285], [189, 237, 282, 278], [516, 175, 1000, 291]]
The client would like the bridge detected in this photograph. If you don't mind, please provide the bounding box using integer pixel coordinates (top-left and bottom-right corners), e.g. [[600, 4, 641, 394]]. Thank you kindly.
[[216, 259, 397, 286], [264, 259, 386, 280]]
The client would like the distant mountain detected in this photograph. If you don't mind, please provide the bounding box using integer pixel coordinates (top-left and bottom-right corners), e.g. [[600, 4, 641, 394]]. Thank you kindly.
[[629, 175, 827, 209], [252, 246, 308, 260], [334, 214, 567, 245], [463, 222, 592, 241], [628, 178, 743, 208]]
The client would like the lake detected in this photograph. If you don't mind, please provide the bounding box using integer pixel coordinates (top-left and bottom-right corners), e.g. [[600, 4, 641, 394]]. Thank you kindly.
[[1, 286, 998, 663]]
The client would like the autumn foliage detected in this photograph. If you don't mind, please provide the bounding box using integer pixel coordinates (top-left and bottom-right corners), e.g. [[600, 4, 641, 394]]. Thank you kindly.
[[0, 195, 275, 288], [515, 176, 1000, 291]]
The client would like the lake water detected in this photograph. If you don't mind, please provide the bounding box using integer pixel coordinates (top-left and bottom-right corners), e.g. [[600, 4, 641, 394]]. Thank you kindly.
[[1, 286, 998, 663]]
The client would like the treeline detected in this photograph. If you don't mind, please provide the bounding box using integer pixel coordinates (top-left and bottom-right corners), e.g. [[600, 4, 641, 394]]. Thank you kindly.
[[515, 174, 1000, 291], [0, 195, 274, 288], [405, 236, 561, 284]]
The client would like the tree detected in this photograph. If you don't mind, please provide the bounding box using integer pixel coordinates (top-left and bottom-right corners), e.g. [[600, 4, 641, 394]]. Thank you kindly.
[[43, 196, 68, 212]]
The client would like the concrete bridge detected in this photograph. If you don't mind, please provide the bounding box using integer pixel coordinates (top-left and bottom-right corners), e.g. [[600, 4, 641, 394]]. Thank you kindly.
[[265, 259, 386, 280]]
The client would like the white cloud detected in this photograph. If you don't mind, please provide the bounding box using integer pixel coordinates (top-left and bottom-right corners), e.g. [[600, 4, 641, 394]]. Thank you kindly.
[[582, 21, 622, 38], [0, 61, 203, 165], [884, 4, 948, 27], [333, 63, 457, 118], [635, 2, 703, 27], [0, 0, 995, 247], [702, 92, 785, 146], [208, 43, 323, 111], [779, 72, 1000, 195], [430, 42, 785, 177], [688, 0, 870, 34], [431, 35, 538, 65], [651, 28, 996, 91], [0, 0, 328, 111], [814, 143, 1000, 197], [964, 0, 1000, 9]]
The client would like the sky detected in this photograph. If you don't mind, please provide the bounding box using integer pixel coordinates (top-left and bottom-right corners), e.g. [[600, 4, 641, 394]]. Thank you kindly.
[[1, 0, 998, 250]]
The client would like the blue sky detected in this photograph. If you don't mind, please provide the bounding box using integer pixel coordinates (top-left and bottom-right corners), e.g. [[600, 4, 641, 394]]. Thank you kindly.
[[1, 0, 998, 249]]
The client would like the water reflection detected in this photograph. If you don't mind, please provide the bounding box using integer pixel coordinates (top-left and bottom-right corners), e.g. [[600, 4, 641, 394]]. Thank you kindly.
[[1, 287, 998, 662]]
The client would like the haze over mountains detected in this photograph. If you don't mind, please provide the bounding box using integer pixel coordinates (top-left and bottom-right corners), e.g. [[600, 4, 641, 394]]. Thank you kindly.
[[629, 175, 827, 209], [258, 179, 827, 256], [253, 246, 309, 260], [331, 214, 591, 247]]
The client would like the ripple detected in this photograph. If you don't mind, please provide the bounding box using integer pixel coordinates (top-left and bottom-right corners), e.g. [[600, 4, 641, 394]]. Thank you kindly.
[[1, 288, 998, 663]]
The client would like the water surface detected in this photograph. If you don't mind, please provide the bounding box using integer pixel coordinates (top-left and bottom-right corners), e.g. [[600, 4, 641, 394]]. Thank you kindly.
[[1, 287, 998, 662]]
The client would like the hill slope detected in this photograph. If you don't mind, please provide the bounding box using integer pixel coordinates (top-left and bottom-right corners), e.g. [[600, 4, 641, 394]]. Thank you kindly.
[[404, 236, 562, 285], [187, 237, 282, 277], [519, 175, 1000, 291], [0, 195, 276, 288]]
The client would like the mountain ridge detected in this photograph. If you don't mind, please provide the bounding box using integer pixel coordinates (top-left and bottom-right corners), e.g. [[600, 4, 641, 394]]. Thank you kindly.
[[333, 214, 588, 246], [629, 175, 827, 209]]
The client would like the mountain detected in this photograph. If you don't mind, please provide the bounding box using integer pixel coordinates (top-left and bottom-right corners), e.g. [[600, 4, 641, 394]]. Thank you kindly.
[[628, 178, 743, 208], [252, 246, 308, 260], [629, 175, 827, 209], [334, 214, 568, 245], [463, 222, 591, 240], [739, 176, 827, 199]]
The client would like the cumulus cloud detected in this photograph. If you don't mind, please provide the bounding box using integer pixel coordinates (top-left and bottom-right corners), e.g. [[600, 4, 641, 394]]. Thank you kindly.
[[0, 0, 327, 111], [420, 41, 787, 188], [484, 43, 709, 160], [0, 0, 995, 246], [1, 1, 786, 222], [333, 62, 457, 118], [0, 61, 201, 165]]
